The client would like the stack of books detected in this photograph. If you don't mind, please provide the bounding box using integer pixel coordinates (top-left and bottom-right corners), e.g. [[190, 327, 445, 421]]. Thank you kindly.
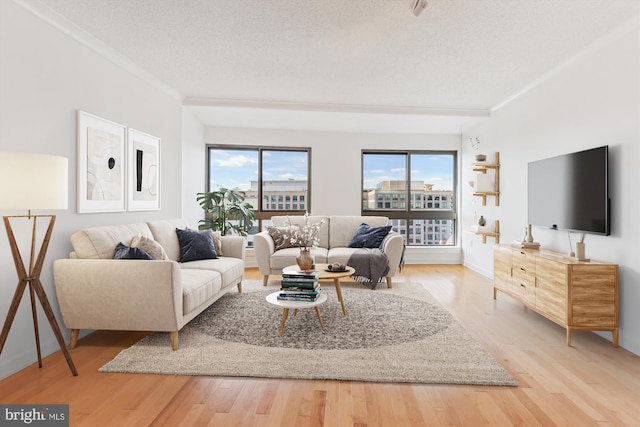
[[512, 240, 541, 249], [278, 270, 320, 301]]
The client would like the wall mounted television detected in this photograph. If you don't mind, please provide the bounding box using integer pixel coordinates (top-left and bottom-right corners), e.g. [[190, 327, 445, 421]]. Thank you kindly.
[[528, 145, 610, 236]]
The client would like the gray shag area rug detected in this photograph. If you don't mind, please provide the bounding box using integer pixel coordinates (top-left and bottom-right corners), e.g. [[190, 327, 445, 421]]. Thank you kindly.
[[100, 280, 516, 386]]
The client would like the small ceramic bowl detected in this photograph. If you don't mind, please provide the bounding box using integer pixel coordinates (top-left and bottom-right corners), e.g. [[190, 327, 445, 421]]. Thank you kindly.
[[475, 154, 487, 162]]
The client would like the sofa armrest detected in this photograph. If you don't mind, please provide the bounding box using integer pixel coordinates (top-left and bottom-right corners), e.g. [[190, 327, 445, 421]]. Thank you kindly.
[[220, 235, 245, 260], [253, 230, 275, 276], [381, 232, 405, 276], [53, 259, 183, 332]]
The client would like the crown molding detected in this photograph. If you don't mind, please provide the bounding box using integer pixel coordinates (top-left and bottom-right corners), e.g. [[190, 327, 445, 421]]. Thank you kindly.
[[183, 97, 490, 118], [13, 0, 183, 101]]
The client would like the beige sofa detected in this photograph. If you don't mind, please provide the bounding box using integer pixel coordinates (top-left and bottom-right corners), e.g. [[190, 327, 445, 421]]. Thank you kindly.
[[53, 219, 245, 350], [254, 216, 404, 288]]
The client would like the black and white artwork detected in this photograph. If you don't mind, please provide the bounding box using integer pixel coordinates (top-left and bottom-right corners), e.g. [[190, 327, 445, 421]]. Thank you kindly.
[[77, 111, 126, 213], [127, 128, 160, 211]]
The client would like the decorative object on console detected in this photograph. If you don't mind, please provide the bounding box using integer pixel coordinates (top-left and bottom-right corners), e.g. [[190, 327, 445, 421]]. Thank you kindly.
[[0, 152, 77, 376], [478, 215, 486, 226], [575, 234, 589, 261], [526, 224, 534, 243]]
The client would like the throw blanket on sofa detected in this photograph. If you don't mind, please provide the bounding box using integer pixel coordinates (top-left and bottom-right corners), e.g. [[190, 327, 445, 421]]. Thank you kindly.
[[347, 248, 390, 290]]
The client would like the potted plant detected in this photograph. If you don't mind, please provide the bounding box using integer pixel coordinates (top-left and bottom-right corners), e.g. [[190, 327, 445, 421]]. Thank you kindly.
[[196, 187, 256, 236]]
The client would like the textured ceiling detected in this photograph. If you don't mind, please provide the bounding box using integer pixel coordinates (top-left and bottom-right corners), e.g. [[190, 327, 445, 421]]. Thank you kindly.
[[28, 0, 640, 130]]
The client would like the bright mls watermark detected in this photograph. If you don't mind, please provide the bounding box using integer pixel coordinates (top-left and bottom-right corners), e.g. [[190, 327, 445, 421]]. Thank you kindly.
[[1, 405, 68, 426]]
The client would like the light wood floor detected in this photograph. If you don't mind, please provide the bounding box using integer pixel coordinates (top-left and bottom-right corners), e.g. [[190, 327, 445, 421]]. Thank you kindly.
[[1, 265, 639, 426]]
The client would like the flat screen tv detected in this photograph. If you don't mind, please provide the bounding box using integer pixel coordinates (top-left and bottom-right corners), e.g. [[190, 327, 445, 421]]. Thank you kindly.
[[528, 145, 609, 236]]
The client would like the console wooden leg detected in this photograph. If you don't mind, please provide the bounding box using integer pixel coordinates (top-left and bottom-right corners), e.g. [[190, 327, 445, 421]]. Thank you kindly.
[[170, 331, 179, 350], [613, 328, 619, 347], [69, 329, 79, 349], [566, 328, 572, 346], [263, 275, 269, 286]]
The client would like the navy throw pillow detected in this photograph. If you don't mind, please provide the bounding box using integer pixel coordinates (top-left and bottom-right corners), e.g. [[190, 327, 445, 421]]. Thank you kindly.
[[114, 242, 153, 260], [176, 228, 218, 262], [347, 224, 392, 248]]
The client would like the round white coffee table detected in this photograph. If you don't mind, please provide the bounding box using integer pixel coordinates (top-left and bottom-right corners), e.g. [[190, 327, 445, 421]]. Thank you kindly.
[[266, 291, 328, 336]]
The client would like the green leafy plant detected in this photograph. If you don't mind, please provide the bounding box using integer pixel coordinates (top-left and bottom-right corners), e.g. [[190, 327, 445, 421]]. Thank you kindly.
[[196, 187, 256, 236]]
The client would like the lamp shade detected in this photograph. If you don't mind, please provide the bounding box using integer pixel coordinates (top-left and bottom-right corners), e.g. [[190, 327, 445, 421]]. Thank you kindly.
[[0, 152, 69, 210]]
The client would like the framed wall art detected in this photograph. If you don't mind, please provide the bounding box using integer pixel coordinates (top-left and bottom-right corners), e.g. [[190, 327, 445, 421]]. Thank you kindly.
[[127, 128, 160, 211], [77, 111, 127, 213]]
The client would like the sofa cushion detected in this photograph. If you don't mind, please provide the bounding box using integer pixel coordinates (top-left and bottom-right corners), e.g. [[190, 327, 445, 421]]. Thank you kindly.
[[348, 224, 392, 248], [71, 222, 154, 259], [131, 235, 169, 260], [147, 219, 189, 261], [113, 242, 153, 260], [176, 228, 218, 262], [180, 257, 245, 286], [329, 216, 390, 248], [180, 269, 222, 314]]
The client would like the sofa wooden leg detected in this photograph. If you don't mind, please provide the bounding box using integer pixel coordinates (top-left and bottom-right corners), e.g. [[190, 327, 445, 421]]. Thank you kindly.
[[237, 282, 243, 293], [386, 277, 393, 288], [69, 329, 79, 349], [170, 331, 179, 350], [263, 275, 269, 286]]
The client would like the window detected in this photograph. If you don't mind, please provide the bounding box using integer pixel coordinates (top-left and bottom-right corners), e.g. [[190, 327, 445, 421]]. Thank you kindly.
[[362, 151, 456, 246], [207, 146, 311, 246]]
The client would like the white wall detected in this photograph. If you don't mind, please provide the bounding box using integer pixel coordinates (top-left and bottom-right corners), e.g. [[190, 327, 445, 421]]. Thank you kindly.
[[0, 1, 183, 378], [200, 127, 464, 265], [461, 25, 640, 354], [181, 108, 206, 227]]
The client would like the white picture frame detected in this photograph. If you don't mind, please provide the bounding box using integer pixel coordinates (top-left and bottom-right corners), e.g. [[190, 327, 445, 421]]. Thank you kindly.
[[77, 111, 127, 213], [127, 128, 160, 211]]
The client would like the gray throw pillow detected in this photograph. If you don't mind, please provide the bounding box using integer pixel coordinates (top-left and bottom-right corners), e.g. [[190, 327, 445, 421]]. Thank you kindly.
[[176, 228, 218, 262]]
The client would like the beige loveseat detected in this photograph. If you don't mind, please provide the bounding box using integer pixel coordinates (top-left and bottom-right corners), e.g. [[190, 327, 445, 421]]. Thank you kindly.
[[254, 216, 404, 288], [53, 219, 244, 350]]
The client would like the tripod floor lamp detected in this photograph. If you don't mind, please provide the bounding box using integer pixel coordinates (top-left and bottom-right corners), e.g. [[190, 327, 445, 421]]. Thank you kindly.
[[0, 152, 77, 376]]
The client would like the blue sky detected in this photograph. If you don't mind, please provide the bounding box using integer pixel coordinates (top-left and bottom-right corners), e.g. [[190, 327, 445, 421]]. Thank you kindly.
[[209, 149, 308, 190], [363, 153, 454, 191], [209, 149, 453, 192]]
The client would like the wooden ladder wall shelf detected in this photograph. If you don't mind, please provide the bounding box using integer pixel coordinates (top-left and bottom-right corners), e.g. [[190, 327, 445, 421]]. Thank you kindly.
[[473, 151, 500, 206], [474, 220, 500, 244]]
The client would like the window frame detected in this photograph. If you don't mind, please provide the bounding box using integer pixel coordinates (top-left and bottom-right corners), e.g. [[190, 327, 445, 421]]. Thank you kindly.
[[360, 149, 458, 246], [205, 145, 312, 230]]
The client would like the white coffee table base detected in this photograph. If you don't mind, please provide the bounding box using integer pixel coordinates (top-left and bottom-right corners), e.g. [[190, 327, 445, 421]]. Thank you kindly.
[[266, 292, 328, 336]]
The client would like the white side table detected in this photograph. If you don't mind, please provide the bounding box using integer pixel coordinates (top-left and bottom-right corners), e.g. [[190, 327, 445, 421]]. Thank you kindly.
[[266, 292, 327, 336]]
